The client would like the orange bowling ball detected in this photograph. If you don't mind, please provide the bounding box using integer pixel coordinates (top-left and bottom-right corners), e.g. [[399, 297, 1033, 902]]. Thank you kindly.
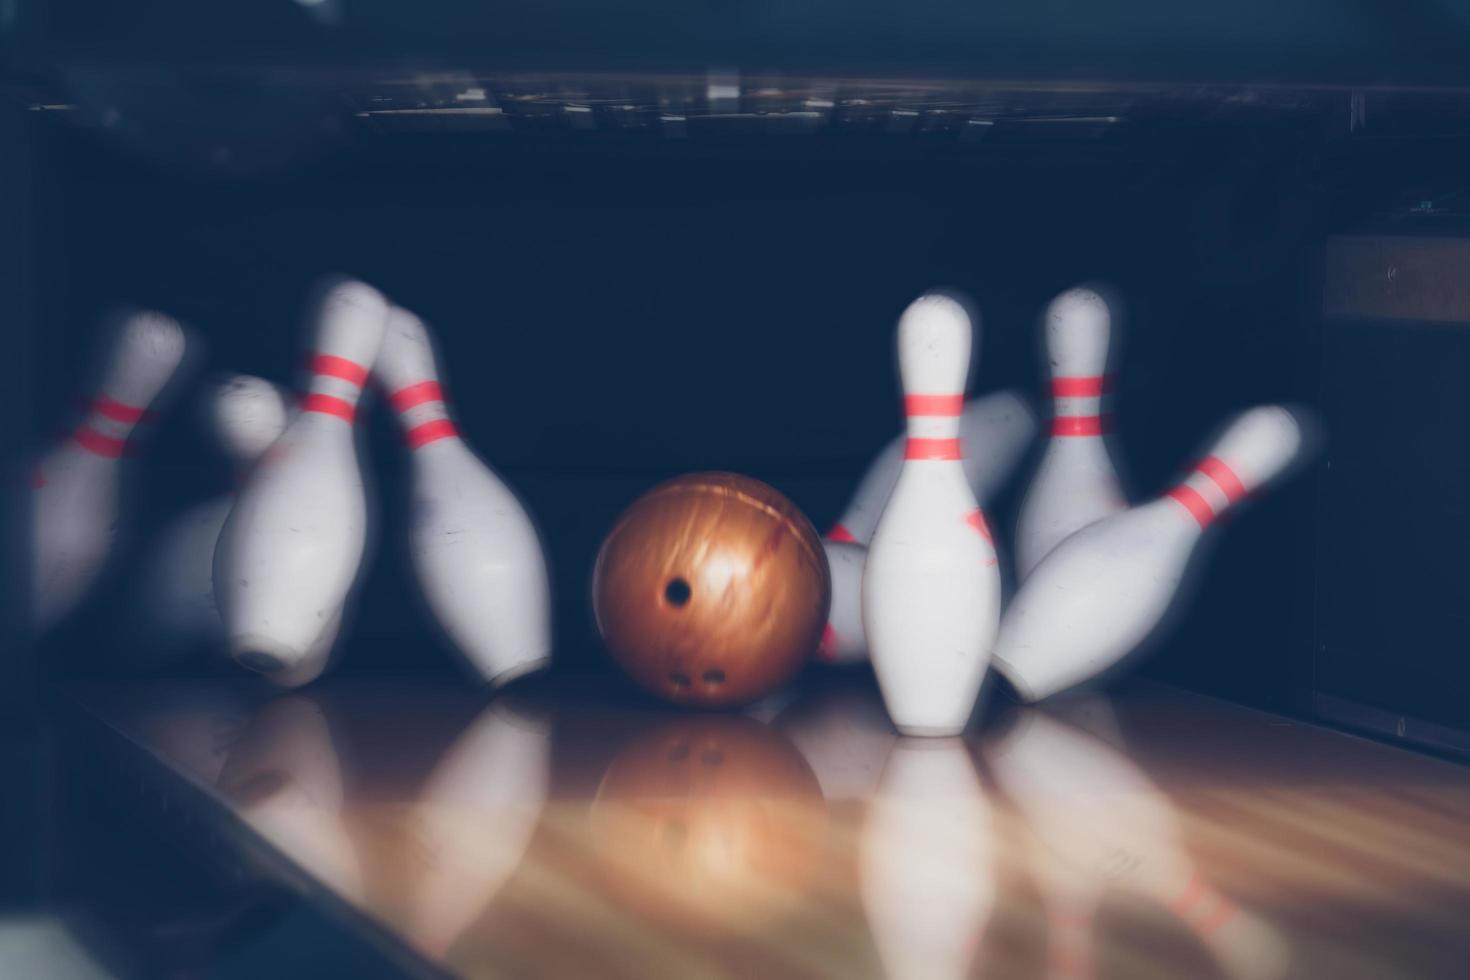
[[593, 472, 830, 708]]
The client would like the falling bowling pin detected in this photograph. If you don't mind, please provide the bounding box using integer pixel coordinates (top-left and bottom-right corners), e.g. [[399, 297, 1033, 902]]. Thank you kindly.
[[1015, 287, 1126, 578], [863, 293, 1001, 737], [33, 311, 188, 629], [827, 389, 1036, 546], [374, 307, 552, 687], [215, 280, 389, 681], [142, 375, 289, 650], [994, 406, 1305, 703]]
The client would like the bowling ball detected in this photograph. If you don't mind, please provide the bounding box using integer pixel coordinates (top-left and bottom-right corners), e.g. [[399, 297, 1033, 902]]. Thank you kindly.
[[588, 717, 827, 936], [593, 472, 829, 708]]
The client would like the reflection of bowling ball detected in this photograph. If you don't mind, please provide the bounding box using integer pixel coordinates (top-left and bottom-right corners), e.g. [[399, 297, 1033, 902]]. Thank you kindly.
[[593, 472, 829, 708], [589, 716, 826, 935]]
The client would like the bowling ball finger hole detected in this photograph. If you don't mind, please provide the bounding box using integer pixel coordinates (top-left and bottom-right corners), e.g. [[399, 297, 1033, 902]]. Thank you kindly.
[[664, 577, 692, 607], [702, 669, 725, 686], [669, 672, 692, 689]]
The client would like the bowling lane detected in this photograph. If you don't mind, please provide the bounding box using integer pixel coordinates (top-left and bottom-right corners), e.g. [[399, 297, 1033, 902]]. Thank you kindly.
[[62, 674, 1470, 979]]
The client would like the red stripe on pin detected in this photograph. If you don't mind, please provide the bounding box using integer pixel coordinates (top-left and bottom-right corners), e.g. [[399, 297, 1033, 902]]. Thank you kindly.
[[826, 524, 858, 544], [406, 418, 458, 449], [389, 381, 445, 413], [1197, 455, 1247, 503], [72, 425, 126, 458], [817, 625, 838, 661], [1051, 375, 1110, 398], [301, 393, 356, 422], [308, 354, 369, 387], [1052, 415, 1107, 436], [904, 394, 964, 417], [964, 508, 992, 541], [91, 395, 151, 424], [1165, 485, 1216, 528], [905, 437, 961, 460]]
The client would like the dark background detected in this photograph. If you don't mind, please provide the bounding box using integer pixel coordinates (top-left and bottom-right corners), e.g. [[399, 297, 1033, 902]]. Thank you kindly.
[[29, 111, 1352, 713]]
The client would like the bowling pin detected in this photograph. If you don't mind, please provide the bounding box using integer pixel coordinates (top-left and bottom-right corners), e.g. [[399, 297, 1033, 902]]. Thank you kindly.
[[994, 406, 1305, 703], [374, 307, 553, 687], [827, 389, 1036, 546], [33, 310, 188, 629], [405, 700, 551, 958], [1015, 287, 1126, 578], [859, 739, 994, 980], [988, 708, 1290, 980], [863, 293, 1001, 737], [141, 375, 289, 651], [215, 279, 389, 683], [816, 539, 867, 664]]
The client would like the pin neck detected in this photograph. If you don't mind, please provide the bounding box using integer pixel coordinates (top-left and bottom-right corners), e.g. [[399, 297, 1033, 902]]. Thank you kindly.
[[1165, 454, 1249, 529], [902, 392, 963, 454], [300, 353, 370, 423], [389, 380, 460, 450], [1050, 375, 1111, 437], [68, 394, 154, 458]]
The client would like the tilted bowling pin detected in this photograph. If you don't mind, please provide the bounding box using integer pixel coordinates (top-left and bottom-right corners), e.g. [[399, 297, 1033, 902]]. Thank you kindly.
[[1015, 287, 1126, 579], [142, 375, 289, 651], [33, 311, 188, 629], [215, 280, 389, 682], [994, 406, 1305, 703], [863, 294, 1001, 737], [827, 389, 1036, 546], [859, 739, 995, 980], [375, 308, 552, 687]]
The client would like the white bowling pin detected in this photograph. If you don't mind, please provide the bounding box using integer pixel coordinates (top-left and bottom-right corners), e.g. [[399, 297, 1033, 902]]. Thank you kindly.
[[1015, 287, 1126, 578], [374, 307, 552, 688], [863, 294, 1001, 736], [988, 709, 1290, 980], [405, 700, 551, 958], [33, 311, 188, 629], [859, 739, 994, 980], [827, 389, 1036, 546], [994, 406, 1305, 703], [816, 539, 867, 664], [215, 280, 389, 682], [142, 375, 289, 649]]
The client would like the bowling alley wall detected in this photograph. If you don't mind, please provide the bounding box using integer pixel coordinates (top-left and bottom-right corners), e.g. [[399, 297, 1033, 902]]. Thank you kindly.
[[12, 96, 1470, 746]]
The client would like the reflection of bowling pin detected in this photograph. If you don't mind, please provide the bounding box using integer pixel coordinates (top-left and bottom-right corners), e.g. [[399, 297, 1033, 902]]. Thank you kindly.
[[827, 390, 1036, 546], [34, 311, 188, 629], [1015, 287, 1126, 579], [216, 695, 365, 903], [374, 308, 552, 687], [995, 406, 1305, 703], [817, 539, 867, 664], [989, 709, 1289, 980], [864, 294, 1000, 736], [142, 376, 289, 651], [860, 739, 994, 980], [215, 280, 389, 683], [405, 701, 551, 958]]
